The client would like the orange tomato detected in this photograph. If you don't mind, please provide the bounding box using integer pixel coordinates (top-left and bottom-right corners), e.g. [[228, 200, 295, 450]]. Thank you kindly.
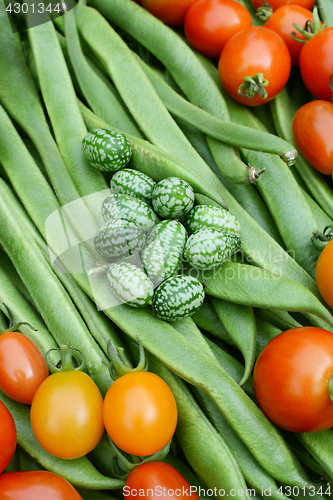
[[316, 240, 333, 308], [139, 0, 198, 26]]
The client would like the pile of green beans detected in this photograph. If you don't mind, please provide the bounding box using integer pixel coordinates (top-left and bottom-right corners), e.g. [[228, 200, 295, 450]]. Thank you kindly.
[[1, 0, 333, 497]]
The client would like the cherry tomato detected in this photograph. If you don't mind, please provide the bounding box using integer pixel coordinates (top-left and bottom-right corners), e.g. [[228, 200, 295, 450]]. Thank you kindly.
[[0, 471, 83, 500], [139, 0, 198, 26], [316, 240, 333, 309], [292, 100, 333, 175], [103, 372, 177, 456], [218, 26, 291, 106], [30, 370, 104, 459], [124, 461, 200, 500], [0, 332, 49, 405], [253, 327, 333, 433], [0, 400, 16, 473], [299, 27, 333, 101], [251, 0, 314, 12], [184, 0, 252, 58], [264, 5, 314, 66]]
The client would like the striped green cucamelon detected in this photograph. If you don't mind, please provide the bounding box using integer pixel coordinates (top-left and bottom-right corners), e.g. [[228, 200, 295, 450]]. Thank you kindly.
[[107, 262, 154, 308], [184, 228, 242, 270], [152, 177, 195, 219], [101, 193, 160, 229], [94, 218, 146, 261], [142, 220, 187, 286], [110, 168, 156, 205], [185, 204, 241, 236], [152, 275, 205, 321], [82, 128, 132, 171]]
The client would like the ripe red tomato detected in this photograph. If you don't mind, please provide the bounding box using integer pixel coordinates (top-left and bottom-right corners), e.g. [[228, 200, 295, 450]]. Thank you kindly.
[[184, 0, 252, 58], [139, 0, 198, 26], [292, 100, 333, 175], [0, 471, 83, 500], [218, 26, 291, 106], [253, 327, 333, 433], [0, 401, 16, 473], [124, 461, 200, 500], [316, 240, 333, 309], [0, 332, 49, 405], [264, 5, 314, 66], [299, 27, 333, 101], [103, 372, 177, 456], [251, 0, 314, 12], [30, 370, 104, 459]]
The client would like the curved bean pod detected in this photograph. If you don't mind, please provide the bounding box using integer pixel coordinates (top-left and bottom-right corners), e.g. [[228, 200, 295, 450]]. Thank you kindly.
[[297, 430, 333, 481], [191, 298, 232, 344]]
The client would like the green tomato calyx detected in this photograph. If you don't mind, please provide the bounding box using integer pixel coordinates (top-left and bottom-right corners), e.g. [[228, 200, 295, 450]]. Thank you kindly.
[[107, 336, 147, 381], [0, 302, 37, 335], [311, 225, 333, 253], [238, 73, 269, 100], [291, 6, 326, 43], [255, 1, 273, 23], [45, 345, 85, 373]]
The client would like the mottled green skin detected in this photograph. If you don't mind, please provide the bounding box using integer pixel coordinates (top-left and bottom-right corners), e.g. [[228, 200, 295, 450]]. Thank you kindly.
[[101, 193, 159, 229], [82, 128, 132, 172], [152, 177, 194, 219], [107, 262, 154, 308], [153, 275, 205, 321], [110, 168, 156, 204], [142, 220, 187, 286], [184, 228, 242, 270], [185, 204, 241, 236], [94, 218, 146, 261]]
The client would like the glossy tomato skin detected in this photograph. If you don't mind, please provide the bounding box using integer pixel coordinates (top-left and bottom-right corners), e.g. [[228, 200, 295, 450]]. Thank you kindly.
[[0, 471, 83, 500], [103, 372, 177, 456], [218, 26, 291, 106], [299, 27, 333, 101], [251, 0, 314, 11], [0, 332, 49, 405], [184, 0, 252, 58], [316, 240, 333, 309], [292, 100, 333, 175], [139, 0, 197, 26], [253, 327, 333, 433], [264, 5, 314, 65], [0, 401, 16, 473], [30, 370, 104, 459], [124, 461, 200, 500]]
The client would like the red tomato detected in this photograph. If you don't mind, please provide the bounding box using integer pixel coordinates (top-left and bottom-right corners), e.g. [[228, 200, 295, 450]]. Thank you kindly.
[[253, 327, 333, 433], [184, 0, 252, 58], [218, 27, 291, 106], [316, 240, 333, 309], [124, 461, 200, 500], [0, 471, 83, 500], [264, 5, 314, 65], [251, 0, 314, 12], [0, 332, 49, 405], [292, 100, 333, 175], [139, 0, 198, 26], [30, 370, 104, 459], [0, 401, 16, 473], [103, 372, 177, 456], [299, 27, 333, 101]]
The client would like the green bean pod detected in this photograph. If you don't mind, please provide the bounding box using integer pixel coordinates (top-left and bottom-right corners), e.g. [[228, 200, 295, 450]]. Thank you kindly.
[[297, 431, 333, 481], [255, 318, 283, 357], [255, 308, 302, 331], [63, 9, 143, 138], [191, 298, 232, 345], [210, 297, 256, 386], [27, 16, 108, 197], [172, 316, 217, 361], [0, 390, 125, 490]]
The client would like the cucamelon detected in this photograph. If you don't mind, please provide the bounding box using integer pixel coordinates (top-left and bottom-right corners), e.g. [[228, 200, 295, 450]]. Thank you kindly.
[[94, 219, 146, 261], [152, 177, 195, 219], [142, 220, 187, 286], [107, 262, 154, 308], [185, 204, 241, 236], [184, 228, 242, 270], [101, 193, 160, 229], [82, 128, 132, 172], [152, 275, 205, 321], [110, 168, 156, 205]]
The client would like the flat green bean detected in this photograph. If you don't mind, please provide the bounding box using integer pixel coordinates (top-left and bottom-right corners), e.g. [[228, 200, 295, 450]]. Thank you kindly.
[[255, 308, 302, 331], [191, 298, 232, 345], [297, 431, 333, 481]]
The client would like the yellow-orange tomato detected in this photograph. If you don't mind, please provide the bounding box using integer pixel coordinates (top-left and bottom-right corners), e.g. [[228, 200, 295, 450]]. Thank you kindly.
[[103, 372, 177, 456], [139, 0, 197, 26], [251, 0, 314, 11], [30, 371, 104, 459], [316, 240, 333, 309]]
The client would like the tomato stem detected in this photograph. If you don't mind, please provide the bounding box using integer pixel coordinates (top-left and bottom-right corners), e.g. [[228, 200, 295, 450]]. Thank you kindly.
[[45, 345, 86, 373], [246, 165, 266, 184], [292, 6, 326, 42], [311, 226, 333, 253], [255, 1, 273, 23], [0, 302, 37, 335], [238, 73, 269, 100], [107, 337, 147, 381]]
